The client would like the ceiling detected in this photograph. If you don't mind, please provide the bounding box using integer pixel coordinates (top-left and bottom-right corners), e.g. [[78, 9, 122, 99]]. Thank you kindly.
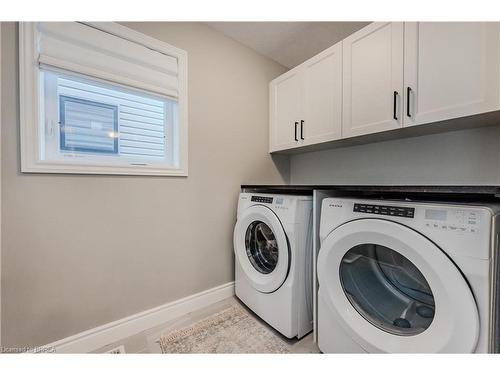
[[206, 22, 371, 68]]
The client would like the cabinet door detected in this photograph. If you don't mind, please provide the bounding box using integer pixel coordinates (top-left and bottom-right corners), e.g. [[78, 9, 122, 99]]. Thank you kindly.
[[342, 22, 404, 138], [404, 22, 500, 127], [302, 42, 343, 145], [269, 71, 302, 152]]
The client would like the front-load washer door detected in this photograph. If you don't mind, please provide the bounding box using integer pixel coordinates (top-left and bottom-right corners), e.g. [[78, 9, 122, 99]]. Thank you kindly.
[[234, 205, 290, 293], [317, 218, 480, 353]]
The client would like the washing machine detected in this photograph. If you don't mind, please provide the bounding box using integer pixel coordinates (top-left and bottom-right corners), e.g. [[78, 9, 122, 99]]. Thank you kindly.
[[317, 197, 500, 353], [233, 193, 313, 339]]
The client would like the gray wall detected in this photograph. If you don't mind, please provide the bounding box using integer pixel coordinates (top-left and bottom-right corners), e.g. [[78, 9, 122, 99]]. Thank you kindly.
[[1, 22, 288, 346], [290, 125, 500, 185]]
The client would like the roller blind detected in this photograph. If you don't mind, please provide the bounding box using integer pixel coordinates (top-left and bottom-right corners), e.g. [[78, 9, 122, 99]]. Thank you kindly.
[[36, 22, 179, 98]]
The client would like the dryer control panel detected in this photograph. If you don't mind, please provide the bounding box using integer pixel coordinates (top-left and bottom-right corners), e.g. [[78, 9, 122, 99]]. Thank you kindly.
[[321, 198, 494, 260], [251, 196, 273, 204], [354, 203, 415, 218], [351, 203, 482, 234]]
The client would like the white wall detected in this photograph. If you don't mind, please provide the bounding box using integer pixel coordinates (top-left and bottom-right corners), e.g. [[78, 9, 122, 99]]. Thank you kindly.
[[1, 22, 288, 347], [290, 125, 500, 185]]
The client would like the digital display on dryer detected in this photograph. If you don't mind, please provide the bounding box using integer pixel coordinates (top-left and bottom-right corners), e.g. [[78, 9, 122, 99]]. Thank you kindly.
[[425, 209, 447, 221], [353, 203, 415, 218]]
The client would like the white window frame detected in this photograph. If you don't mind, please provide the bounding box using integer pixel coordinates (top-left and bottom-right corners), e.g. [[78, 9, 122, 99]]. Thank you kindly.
[[19, 22, 188, 176]]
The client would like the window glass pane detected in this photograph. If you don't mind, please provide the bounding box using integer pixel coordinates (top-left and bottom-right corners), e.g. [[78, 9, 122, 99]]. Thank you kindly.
[[60, 96, 118, 154], [340, 244, 435, 336], [41, 69, 177, 165]]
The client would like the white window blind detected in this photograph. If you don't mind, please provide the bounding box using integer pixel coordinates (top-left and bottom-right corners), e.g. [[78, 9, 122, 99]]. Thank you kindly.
[[37, 22, 179, 98]]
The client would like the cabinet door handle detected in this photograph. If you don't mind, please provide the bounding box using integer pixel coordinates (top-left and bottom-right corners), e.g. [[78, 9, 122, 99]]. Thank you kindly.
[[393, 91, 398, 120], [406, 87, 412, 118], [300, 120, 304, 140], [294, 121, 298, 141]]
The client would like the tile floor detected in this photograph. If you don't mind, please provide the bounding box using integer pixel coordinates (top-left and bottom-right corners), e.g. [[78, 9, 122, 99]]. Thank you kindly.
[[94, 297, 320, 354]]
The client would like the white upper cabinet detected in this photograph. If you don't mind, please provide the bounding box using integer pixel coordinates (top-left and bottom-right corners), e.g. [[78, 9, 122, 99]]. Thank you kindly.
[[270, 71, 303, 151], [269, 42, 343, 152], [342, 22, 404, 138], [404, 22, 500, 127], [302, 42, 343, 146], [269, 22, 500, 153]]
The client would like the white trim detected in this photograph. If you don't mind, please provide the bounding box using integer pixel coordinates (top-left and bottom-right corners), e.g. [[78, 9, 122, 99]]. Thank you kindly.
[[45, 282, 234, 353], [19, 22, 189, 177], [0, 22, 3, 347]]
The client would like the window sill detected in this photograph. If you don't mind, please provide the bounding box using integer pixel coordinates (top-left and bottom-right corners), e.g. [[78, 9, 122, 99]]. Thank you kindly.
[[21, 162, 188, 177]]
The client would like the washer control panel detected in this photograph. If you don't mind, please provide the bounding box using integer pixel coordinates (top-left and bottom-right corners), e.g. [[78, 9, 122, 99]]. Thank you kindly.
[[424, 208, 479, 234], [251, 196, 273, 204], [354, 203, 415, 218]]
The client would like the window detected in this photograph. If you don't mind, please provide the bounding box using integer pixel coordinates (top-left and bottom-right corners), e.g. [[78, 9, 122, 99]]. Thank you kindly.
[[20, 22, 188, 176], [59, 95, 119, 155]]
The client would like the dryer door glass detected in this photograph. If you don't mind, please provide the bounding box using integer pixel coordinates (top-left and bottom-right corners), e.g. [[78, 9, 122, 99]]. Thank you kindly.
[[340, 243, 435, 336], [245, 221, 279, 274]]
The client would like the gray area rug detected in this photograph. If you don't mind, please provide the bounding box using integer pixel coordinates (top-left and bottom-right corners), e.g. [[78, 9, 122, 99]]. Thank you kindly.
[[157, 304, 291, 353]]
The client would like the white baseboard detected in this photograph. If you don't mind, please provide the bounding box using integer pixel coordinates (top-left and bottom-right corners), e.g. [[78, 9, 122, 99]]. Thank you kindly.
[[46, 281, 235, 353]]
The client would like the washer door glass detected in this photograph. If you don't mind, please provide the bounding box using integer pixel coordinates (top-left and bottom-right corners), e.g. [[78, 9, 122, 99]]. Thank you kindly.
[[245, 221, 279, 274], [340, 243, 435, 336]]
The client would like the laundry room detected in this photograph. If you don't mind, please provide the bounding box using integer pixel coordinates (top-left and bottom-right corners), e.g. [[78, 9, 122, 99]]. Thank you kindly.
[[2, 1, 500, 374]]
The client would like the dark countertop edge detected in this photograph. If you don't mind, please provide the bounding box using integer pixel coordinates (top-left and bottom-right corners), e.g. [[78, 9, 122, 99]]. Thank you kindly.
[[241, 185, 500, 198]]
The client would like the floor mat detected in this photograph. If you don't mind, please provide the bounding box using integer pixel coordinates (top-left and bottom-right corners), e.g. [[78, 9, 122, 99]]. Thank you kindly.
[[157, 304, 291, 353]]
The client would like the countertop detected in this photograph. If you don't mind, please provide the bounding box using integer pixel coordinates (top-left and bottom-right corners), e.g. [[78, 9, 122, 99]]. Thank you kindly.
[[240, 185, 500, 201]]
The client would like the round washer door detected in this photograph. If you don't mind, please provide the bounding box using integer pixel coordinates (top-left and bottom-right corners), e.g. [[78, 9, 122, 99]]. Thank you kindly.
[[317, 218, 480, 353], [234, 205, 290, 293]]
